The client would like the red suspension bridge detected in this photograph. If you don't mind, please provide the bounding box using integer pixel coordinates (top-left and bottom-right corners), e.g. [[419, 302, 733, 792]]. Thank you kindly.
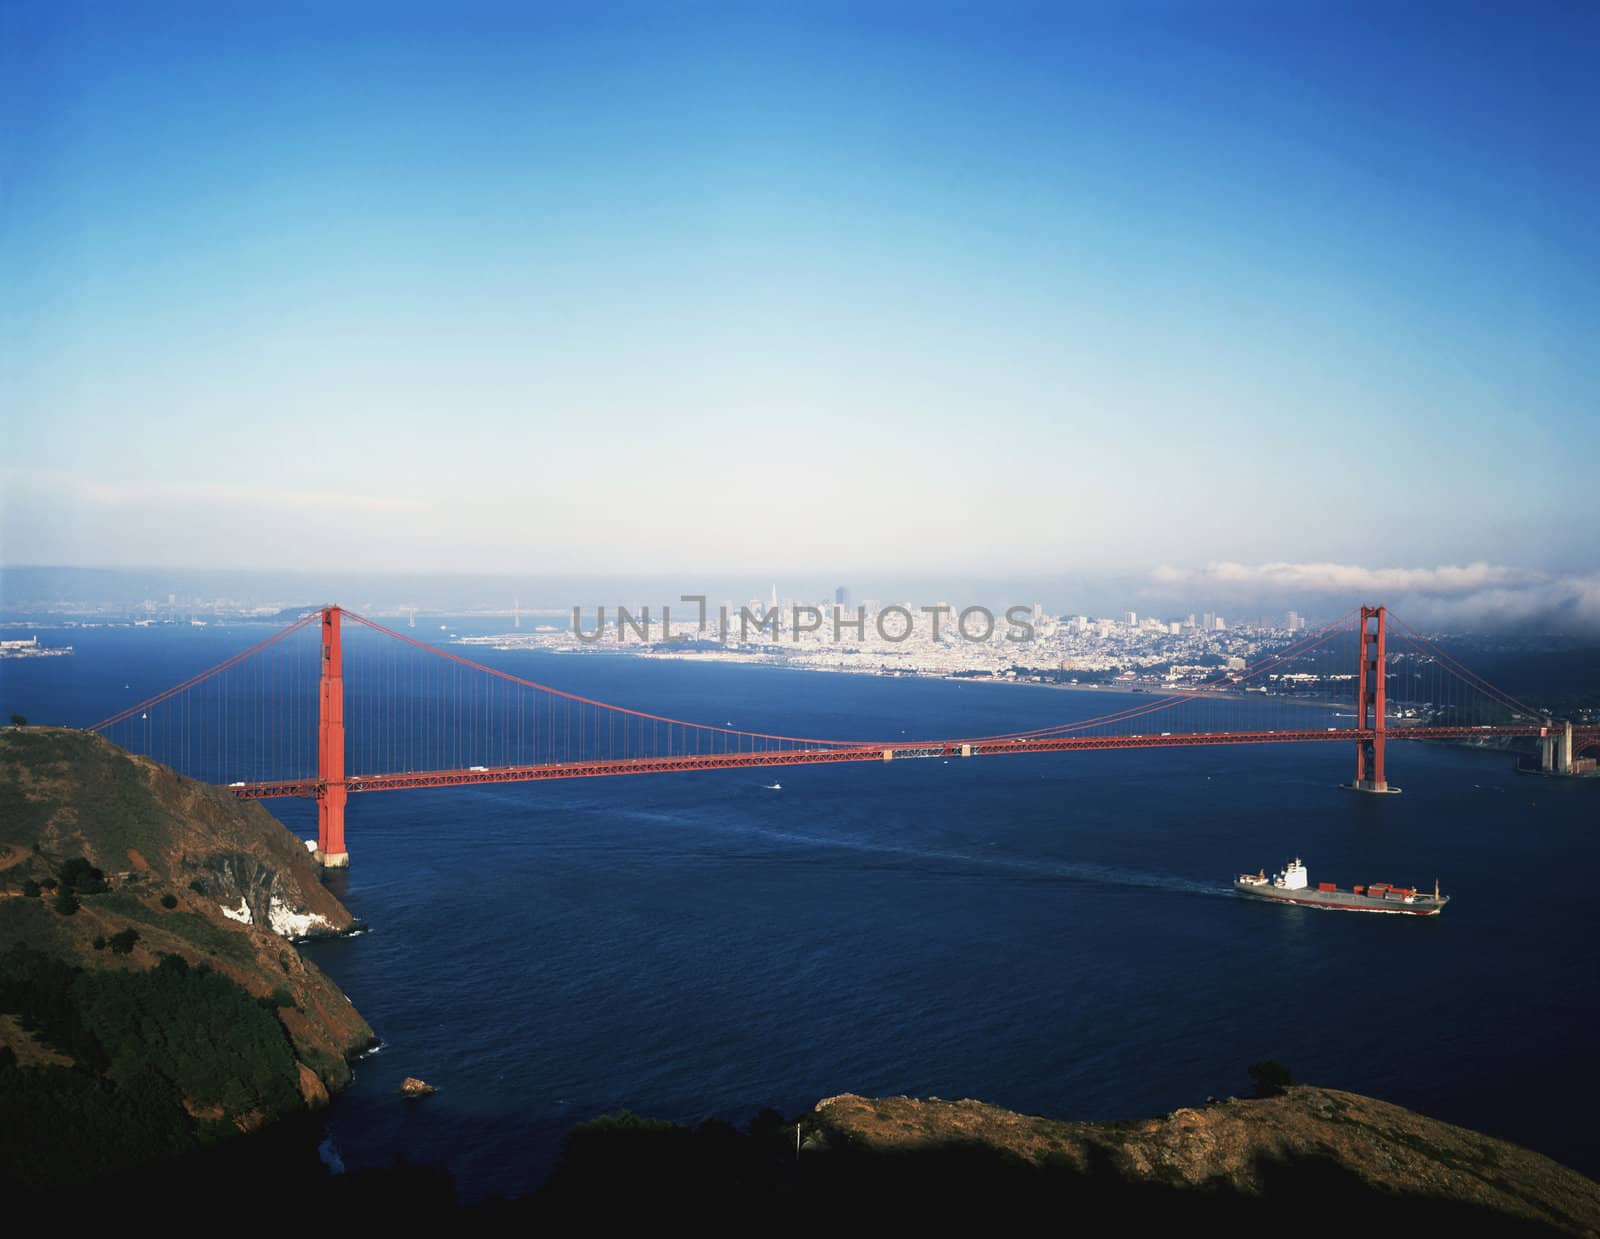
[[88, 604, 1597, 868]]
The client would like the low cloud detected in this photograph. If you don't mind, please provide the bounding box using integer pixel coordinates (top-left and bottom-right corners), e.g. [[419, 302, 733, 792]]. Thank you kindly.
[[1150, 561, 1526, 594], [1149, 561, 1600, 631]]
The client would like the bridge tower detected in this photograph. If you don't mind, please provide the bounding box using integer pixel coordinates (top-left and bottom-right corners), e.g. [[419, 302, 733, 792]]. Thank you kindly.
[[315, 605, 350, 867], [1350, 604, 1399, 794], [1542, 721, 1575, 775]]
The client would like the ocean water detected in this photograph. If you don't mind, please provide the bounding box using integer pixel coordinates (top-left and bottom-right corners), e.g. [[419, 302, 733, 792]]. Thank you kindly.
[[4, 621, 1597, 1199]]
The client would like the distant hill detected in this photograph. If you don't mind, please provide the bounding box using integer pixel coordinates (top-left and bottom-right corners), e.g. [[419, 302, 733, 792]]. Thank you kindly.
[[0, 727, 374, 1189]]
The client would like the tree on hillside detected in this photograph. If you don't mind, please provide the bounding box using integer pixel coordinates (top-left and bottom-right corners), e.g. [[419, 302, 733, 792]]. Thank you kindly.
[[1248, 1060, 1294, 1098], [59, 858, 108, 895]]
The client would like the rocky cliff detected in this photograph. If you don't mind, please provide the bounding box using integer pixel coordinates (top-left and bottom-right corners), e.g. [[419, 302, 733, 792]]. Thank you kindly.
[[0, 727, 374, 1101]]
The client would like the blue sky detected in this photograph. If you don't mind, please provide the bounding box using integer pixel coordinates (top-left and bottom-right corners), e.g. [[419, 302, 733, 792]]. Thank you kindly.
[[3, 2, 1596, 606]]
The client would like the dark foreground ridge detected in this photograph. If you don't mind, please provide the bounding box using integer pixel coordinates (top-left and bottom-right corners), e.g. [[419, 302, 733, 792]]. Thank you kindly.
[[8, 1084, 1597, 1232], [509, 1088, 1598, 1232], [0, 727, 374, 1189]]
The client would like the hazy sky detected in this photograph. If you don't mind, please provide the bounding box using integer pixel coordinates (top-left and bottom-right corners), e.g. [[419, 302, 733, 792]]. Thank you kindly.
[[4, 3, 1596, 602]]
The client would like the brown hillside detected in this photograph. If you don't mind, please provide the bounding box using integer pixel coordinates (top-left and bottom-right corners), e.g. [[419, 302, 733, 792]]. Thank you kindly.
[[808, 1088, 1600, 1234], [0, 727, 373, 1091]]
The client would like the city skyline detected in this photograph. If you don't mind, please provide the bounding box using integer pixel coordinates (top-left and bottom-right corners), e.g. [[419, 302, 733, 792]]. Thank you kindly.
[[3, 560, 1598, 635]]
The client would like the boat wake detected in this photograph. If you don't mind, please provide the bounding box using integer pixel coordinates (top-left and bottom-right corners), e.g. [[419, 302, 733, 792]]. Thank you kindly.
[[606, 807, 1226, 898], [1040, 861, 1230, 899]]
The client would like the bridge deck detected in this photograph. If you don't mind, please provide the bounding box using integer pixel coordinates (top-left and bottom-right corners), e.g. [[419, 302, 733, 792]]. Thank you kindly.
[[229, 724, 1562, 799]]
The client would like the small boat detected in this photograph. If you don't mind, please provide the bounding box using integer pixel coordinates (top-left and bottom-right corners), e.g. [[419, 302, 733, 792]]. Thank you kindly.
[[765, 782, 782, 790]]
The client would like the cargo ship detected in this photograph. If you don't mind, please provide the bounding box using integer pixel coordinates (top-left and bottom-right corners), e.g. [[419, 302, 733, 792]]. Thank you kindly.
[[1234, 859, 1447, 916]]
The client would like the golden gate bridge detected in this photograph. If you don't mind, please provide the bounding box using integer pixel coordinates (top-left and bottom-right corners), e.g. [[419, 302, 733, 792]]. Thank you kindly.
[[88, 605, 1597, 868]]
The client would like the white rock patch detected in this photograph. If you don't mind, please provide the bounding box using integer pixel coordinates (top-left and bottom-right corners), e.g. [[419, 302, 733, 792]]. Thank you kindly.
[[220, 898, 252, 925], [268, 896, 335, 939]]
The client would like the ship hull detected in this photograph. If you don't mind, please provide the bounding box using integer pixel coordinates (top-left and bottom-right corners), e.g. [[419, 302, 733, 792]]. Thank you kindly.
[[1233, 882, 1447, 916]]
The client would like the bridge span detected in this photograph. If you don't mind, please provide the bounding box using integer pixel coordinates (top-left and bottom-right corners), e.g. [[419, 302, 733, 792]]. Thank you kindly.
[[90, 604, 1597, 868]]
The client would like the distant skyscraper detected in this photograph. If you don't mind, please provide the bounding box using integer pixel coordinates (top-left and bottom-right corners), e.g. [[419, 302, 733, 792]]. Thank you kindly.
[[1202, 612, 1214, 630], [1124, 611, 1137, 627], [1287, 610, 1301, 632], [770, 584, 779, 610], [1214, 616, 1226, 630], [835, 585, 849, 607]]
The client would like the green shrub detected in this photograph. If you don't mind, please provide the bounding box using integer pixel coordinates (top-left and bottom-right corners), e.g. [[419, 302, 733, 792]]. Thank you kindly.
[[0, 946, 108, 1070], [0, 943, 311, 1187], [21, 879, 40, 898], [160, 893, 178, 909], [0, 1058, 194, 1187], [188, 878, 207, 895], [108, 929, 140, 955], [71, 953, 302, 1115], [92, 936, 107, 950], [54, 890, 79, 916]]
